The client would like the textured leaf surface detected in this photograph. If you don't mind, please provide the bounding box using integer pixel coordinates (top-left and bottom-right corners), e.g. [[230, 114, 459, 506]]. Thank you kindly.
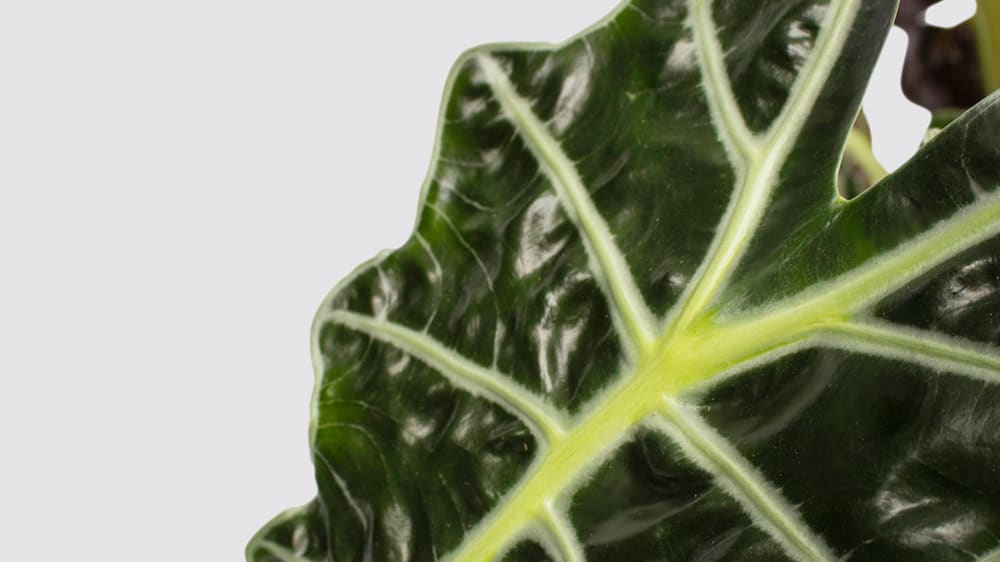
[[249, 1, 1000, 560]]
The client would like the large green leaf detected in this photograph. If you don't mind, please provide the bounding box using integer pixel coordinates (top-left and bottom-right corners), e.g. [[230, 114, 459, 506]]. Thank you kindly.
[[248, 1, 1000, 560]]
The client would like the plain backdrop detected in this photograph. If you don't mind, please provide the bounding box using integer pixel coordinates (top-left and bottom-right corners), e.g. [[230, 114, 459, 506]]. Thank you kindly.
[[0, 0, 970, 559]]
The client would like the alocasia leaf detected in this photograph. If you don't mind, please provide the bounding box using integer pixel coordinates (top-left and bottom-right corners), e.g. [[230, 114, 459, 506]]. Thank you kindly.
[[248, 0, 1000, 560]]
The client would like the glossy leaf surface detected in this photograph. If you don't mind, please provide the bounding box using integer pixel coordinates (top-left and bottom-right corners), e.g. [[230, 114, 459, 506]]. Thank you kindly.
[[249, 1, 1000, 560]]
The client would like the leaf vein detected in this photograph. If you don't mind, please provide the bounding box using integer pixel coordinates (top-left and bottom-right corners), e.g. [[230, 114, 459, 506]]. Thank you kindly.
[[256, 540, 312, 562], [667, 0, 861, 334], [539, 504, 586, 562], [689, 0, 759, 160], [324, 310, 568, 442], [980, 545, 1000, 562], [746, 192, 1000, 328], [654, 398, 836, 562], [822, 320, 1000, 384], [475, 53, 657, 356]]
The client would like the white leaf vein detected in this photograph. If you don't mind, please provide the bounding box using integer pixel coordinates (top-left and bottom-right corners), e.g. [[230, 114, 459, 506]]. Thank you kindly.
[[822, 320, 1000, 384], [256, 540, 312, 562], [475, 54, 657, 356], [323, 309, 568, 442], [654, 398, 837, 562], [689, 0, 759, 160], [539, 504, 586, 562], [979, 545, 1000, 562], [747, 192, 1000, 328], [669, 0, 861, 333]]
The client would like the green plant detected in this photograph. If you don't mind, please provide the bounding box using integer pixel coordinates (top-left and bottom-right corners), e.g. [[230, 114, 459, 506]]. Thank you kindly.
[[249, 1, 1000, 560]]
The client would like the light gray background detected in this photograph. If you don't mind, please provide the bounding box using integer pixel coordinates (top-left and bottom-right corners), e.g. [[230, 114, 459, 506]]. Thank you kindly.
[[0, 0, 970, 559]]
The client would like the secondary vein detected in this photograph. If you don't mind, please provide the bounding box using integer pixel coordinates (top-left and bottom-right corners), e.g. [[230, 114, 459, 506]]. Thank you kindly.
[[690, 0, 759, 160], [540, 504, 586, 562], [823, 320, 1000, 384], [325, 310, 568, 443], [476, 53, 657, 356], [257, 541, 313, 562], [655, 398, 837, 562], [667, 0, 861, 335]]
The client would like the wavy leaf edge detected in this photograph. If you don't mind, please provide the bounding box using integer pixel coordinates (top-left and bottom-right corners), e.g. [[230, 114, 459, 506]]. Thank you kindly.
[[249, 1, 1000, 560]]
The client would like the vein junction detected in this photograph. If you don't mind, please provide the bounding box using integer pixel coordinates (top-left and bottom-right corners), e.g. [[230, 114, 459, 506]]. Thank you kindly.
[[672, 0, 861, 333]]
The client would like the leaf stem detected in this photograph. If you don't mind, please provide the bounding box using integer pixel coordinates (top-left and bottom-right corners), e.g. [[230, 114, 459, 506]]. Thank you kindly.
[[844, 127, 887, 184], [975, 0, 1000, 94]]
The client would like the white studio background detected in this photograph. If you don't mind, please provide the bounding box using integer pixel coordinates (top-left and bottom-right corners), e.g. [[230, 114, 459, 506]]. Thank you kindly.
[[0, 1, 973, 560]]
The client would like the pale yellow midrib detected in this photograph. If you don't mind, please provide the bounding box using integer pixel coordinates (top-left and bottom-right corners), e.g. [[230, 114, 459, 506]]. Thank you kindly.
[[690, 0, 758, 159], [442, 310, 835, 561], [540, 503, 586, 562]]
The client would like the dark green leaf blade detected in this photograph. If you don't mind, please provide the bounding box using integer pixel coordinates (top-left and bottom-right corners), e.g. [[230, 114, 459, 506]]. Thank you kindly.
[[251, 1, 1000, 560]]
